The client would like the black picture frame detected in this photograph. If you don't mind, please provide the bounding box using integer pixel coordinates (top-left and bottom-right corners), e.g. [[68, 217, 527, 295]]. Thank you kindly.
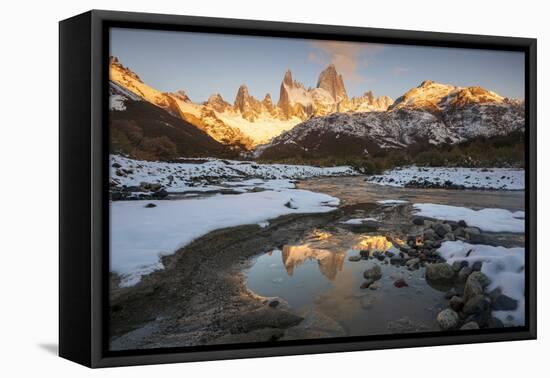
[[59, 9, 537, 368]]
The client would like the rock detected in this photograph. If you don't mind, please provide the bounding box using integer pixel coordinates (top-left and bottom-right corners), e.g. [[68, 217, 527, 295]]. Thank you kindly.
[[144, 203, 157, 208], [454, 227, 466, 238], [112, 162, 122, 168], [140, 182, 162, 192], [268, 300, 280, 308], [407, 235, 416, 246], [488, 287, 502, 303], [399, 245, 411, 253], [426, 263, 455, 283], [460, 321, 480, 330], [369, 281, 381, 290], [423, 228, 437, 241], [444, 232, 456, 241], [458, 266, 473, 282], [464, 227, 481, 236], [436, 309, 460, 330], [458, 220, 468, 228], [363, 220, 382, 228], [348, 255, 362, 262], [360, 279, 374, 289], [394, 278, 409, 288], [406, 258, 420, 270], [463, 295, 490, 315], [452, 260, 468, 272], [464, 310, 491, 328], [449, 296, 464, 312], [444, 288, 458, 300], [492, 294, 519, 311], [359, 250, 370, 259], [434, 223, 452, 238], [233, 308, 303, 333], [463, 272, 491, 302], [469, 233, 489, 244], [412, 217, 425, 226], [390, 257, 406, 266], [472, 261, 483, 272], [363, 264, 382, 281], [372, 251, 385, 261], [487, 316, 505, 328]]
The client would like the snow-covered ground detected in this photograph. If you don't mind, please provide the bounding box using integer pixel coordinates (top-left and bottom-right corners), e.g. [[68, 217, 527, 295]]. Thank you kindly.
[[111, 190, 340, 287], [110, 155, 355, 286], [367, 166, 524, 190], [413, 203, 525, 233], [437, 241, 525, 326], [110, 155, 356, 194]]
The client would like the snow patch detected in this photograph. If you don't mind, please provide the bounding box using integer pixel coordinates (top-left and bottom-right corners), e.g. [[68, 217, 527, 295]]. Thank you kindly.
[[413, 203, 524, 233], [111, 190, 340, 287], [368, 166, 524, 190]]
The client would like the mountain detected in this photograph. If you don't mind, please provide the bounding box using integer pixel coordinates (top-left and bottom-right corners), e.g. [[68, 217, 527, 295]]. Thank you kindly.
[[317, 64, 348, 102], [109, 57, 254, 150], [258, 81, 524, 160], [110, 57, 395, 147], [109, 82, 231, 160]]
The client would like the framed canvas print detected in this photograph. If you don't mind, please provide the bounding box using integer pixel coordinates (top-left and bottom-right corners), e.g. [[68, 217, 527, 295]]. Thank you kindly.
[[59, 10, 536, 368]]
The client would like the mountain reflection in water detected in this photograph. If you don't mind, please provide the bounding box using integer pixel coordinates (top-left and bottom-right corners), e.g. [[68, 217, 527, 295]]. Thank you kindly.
[[279, 232, 398, 281], [282, 245, 346, 280]]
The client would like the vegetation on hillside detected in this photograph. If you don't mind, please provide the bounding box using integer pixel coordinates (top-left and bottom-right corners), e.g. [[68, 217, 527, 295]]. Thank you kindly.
[[258, 131, 525, 174]]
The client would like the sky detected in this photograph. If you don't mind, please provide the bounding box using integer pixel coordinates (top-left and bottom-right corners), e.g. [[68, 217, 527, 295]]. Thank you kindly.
[[110, 27, 525, 103]]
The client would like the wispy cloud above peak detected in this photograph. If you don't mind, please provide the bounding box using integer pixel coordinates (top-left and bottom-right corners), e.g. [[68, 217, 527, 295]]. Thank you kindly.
[[308, 41, 383, 85]]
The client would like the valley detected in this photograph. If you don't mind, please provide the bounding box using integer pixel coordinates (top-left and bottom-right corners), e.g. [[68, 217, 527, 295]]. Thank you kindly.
[[107, 49, 526, 350]]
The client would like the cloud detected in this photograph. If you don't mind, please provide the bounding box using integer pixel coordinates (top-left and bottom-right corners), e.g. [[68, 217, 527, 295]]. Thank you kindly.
[[392, 66, 410, 75], [309, 41, 382, 84]]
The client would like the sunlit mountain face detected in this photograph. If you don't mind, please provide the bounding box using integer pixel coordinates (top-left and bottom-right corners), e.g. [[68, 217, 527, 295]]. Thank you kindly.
[[110, 53, 524, 162], [109, 57, 394, 148]]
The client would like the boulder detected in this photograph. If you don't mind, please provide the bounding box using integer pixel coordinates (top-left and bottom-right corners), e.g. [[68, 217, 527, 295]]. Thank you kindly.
[[423, 229, 437, 241], [449, 296, 465, 312], [444, 232, 456, 241], [463, 295, 490, 315], [360, 279, 375, 289], [463, 272, 491, 302], [406, 258, 420, 270], [444, 288, 458, 300], [458, 220, 468, 228], [426, 263, 455, 283], [458, 266, 473, 282], [492, 294, 519, 311], [436, 309, 460, 330], [472, 261, 483, 272], [412, 217, 425, 226], [363, 264, 382, 281], [460, 321, 480, 330], [454, 227, 466, 238], [487, 316, 505, 328], [348, 255, 362, 262], [434, 223, 452, 238]]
